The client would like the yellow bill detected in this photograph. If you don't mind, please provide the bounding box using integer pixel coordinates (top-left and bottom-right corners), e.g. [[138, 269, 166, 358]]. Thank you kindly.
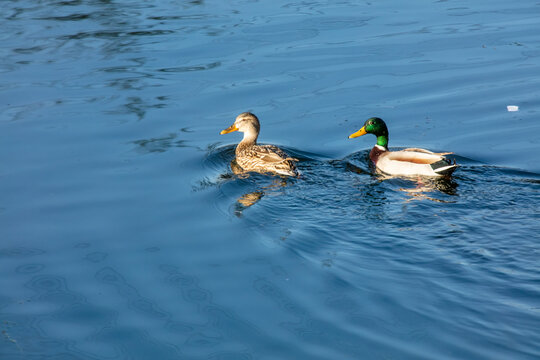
[[348, 126, 367, 139], [220, 124, 238, 134]]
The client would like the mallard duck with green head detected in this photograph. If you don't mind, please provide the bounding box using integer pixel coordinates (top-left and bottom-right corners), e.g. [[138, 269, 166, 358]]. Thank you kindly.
[[348, 117, 458, 177], [221, 112, 299, 177]]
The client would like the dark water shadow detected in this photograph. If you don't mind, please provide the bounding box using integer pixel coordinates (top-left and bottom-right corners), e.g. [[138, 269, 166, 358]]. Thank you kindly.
[[131, 128, 199, 154]]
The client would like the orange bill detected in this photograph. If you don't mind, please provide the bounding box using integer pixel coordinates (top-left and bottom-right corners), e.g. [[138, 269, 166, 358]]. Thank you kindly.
[[220, 124, 238, 134], [348, 126, 367, 139]]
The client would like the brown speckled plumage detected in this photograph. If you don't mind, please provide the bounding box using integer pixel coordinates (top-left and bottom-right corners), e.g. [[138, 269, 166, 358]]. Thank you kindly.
[[221, 112, 299, 176]]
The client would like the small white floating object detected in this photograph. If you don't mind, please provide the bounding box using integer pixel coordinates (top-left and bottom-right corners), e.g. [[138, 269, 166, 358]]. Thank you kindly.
[[507, 105, 519, 112]]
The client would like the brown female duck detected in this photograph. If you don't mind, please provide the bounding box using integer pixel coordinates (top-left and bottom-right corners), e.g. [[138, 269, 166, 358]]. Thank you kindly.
[[221, 112, 299, 176]]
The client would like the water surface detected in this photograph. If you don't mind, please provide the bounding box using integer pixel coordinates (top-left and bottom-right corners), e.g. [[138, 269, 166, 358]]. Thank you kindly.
[[1, 0, 539, 359]]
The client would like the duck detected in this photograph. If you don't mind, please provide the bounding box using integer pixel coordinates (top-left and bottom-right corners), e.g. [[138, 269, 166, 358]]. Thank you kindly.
[[348, 117, 458, 177], [220, 112, 299, 177]]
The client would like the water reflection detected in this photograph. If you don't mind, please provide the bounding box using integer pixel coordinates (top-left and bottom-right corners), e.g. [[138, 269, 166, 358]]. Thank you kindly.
[[198, 146, 302, 216], [227, 158, 291, 213], [375, 172, 459, 202], [400, 179, 458, 203], [236, 191, 264, 209], [234, 178, 291, 217]]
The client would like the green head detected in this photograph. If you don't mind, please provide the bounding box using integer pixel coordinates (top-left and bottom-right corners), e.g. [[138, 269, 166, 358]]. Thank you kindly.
[[348, 117, 389, 148]]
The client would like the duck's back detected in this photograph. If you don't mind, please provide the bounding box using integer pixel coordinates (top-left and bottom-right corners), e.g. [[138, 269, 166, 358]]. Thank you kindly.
[[236, 144, 298, 176]]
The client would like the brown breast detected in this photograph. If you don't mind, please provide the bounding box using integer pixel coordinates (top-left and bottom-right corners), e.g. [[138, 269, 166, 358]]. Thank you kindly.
[[370, 146, 386, 164]]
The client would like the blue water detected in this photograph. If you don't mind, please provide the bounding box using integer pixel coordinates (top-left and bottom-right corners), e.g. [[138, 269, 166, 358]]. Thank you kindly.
[[1, 1, 540, 359]]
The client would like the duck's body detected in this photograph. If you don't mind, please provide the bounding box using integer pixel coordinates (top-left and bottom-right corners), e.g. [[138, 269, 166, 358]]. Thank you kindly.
[[349, 117, 458, 177], [235, 142, 298, 176], [221, 112, 298, 177], [369, 145, 457, 177]]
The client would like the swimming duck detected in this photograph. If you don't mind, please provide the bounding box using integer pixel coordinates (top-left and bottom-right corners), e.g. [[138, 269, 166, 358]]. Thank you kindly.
[[220, 112, 299, 176], [348, 117, 458, 177]]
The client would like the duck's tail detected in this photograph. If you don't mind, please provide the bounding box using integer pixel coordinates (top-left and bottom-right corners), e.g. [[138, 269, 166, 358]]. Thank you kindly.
[[275, 167, 301, 177], [431, 158, 459, 176]]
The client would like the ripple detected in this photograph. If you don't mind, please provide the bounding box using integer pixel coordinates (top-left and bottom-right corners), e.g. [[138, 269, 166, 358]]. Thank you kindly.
[[15, 263, 45, 274], [157, 264, 263, 356], [13, 46, 45, 54], [157, 61, 221, 73], [206, 144, 540, 288], [38, 13, 91, 21], [26, 275, 65, 292], [74, 242, 91, 249], [161, 266, 212, 304], [2, 0, 539, 358], [60, 29, 174, 40], [95, 267, 169, 320], [207, 351, 253, 360], [148, 14, 213, 21], [133, 132, 194, 154], [84, 252, 108, 263], [0, 247, 45, 259], [163, 273, 195, 286]]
